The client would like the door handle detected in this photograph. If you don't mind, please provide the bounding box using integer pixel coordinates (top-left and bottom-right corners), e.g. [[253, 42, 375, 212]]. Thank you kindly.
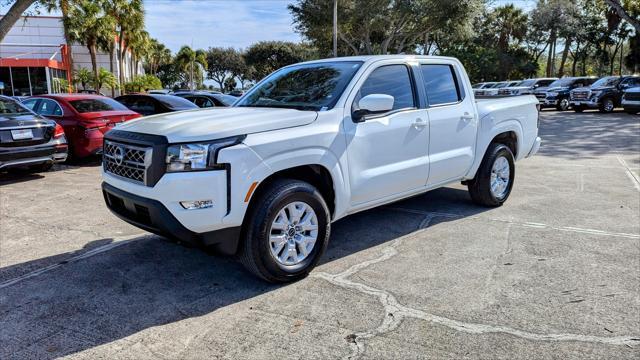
[[461, 113, 474, 121], [413, 117, 427, 129]]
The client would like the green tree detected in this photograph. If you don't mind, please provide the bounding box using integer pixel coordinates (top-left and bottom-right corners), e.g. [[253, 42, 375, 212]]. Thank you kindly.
[[175, 46, 208, 90], [144, 38, 172, 75], [244, 41, 309, 81], [289, 0, 483, 56], [93, 67, 118, 93], [73, 67, 93, 90], [108, 0, 144, 87], [205, 47, 245, 91], [64, 0, 115, 79]]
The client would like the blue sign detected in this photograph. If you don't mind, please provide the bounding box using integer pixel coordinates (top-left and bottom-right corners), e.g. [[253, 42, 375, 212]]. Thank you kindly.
[[0, 81, 4, 90]]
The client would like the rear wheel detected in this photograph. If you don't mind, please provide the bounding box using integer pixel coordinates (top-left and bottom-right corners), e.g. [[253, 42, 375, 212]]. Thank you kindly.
[[599, 98, 615, 113], [467, 143, 515, 207], [239, 179, 330, 283]]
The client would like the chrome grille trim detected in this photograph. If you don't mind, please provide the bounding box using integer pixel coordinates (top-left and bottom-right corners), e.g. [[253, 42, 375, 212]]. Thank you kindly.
[[103, 140, 152, 185], [571, 90, 590, 100]]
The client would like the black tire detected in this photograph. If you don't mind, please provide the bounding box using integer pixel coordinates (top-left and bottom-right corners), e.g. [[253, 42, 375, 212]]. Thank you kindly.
[[573, 105, 585, 113], [239, 179, 331, 283], [467, 143, 515, 207], [556, 97, 570, 111], [599, 98, 615, 113]]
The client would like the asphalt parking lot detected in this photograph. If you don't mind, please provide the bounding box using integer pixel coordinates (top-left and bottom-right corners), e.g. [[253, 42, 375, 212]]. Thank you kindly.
[[1, 110, 639, 359]]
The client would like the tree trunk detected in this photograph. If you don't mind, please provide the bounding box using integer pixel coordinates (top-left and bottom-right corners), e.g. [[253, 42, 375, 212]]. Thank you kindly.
[[0, 0, 36, 43], [558, 38, 572, 77], [604, 0, 640, 34], [545, 31, 556, 77], [89, 44, 98, 80], [109, 45, 116, 97]]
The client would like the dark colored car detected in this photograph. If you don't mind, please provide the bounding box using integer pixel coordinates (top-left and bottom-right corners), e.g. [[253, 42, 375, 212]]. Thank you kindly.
[[570, 75, 640, 113], [622, 87, 640, 114], [23, 94, 142, 160], [536, 77, 598, 111], [115, 94, 198, 116], [174, 91, 238, 108], [0, 95, 68, 172]]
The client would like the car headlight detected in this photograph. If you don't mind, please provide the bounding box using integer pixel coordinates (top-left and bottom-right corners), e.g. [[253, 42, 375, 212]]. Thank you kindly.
[[165, 136, 245, 172]]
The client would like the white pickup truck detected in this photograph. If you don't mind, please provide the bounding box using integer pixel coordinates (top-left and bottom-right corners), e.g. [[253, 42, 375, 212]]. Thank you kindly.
[[102, 55, 541, 282]]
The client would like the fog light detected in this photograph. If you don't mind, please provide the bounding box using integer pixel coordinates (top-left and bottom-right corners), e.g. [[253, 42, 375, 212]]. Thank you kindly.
[[180, 200, 213, 210]]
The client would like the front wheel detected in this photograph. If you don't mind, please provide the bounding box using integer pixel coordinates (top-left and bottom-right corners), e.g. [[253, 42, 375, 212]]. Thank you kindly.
[[467, 143, 515, 207], [239, 179, 330, 283], [556, 98, 570, 111], [599, 98, 615, 113]]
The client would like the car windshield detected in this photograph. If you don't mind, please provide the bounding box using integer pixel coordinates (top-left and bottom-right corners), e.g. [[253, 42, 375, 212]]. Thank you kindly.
[[548, 78, 577, 88], [493, 82, 509, 88], [518, 79, 536, 87], [592, 77, 620, 88], [69, 98, 129, 113], [155, 95, 198, 109], [213, 94, 238, 106], [0, 97, 31, 115], [235, 61, 363, 111]]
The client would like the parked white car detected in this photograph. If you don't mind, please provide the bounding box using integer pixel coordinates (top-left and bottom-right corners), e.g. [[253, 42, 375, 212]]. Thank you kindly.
[[476, 81, 520, 96], [101, 55, 541, 282], [498, 78, 557, 96]]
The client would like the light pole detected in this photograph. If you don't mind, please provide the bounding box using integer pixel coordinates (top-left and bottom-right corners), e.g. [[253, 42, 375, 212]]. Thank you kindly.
[[332, 0, 337, 57]]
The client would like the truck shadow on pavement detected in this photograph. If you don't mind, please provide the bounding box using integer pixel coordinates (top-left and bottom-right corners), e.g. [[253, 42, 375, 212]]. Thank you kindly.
[[0, 187, 487, 359]]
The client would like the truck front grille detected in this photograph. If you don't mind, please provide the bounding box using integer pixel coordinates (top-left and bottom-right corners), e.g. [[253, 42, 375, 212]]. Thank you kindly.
[[571, 90, 590, 100], [535, 92, 546, 100], [103, 140, 151, 185], [498, 89, 511, 95]]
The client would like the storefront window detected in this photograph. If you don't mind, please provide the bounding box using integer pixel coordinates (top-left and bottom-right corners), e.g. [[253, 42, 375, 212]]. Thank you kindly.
[[11, 67, 31, 96], [29, 67, 48, 95], [0, 67, 13, 96], [50, 68, 68, 94]]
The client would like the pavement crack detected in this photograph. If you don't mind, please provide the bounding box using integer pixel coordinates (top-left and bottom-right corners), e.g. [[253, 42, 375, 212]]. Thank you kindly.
[[312, 211, 640, 359]]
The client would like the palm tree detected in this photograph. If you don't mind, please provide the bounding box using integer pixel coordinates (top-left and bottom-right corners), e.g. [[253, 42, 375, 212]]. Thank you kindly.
[[64, 0, 115, 80], [128, 30, 151, 76], [73, 68, 93, 91], [108, 0, 145, 88], [145, 39, 172, 75], [175, 46, 208, 90], [93, 67, 119, 93]]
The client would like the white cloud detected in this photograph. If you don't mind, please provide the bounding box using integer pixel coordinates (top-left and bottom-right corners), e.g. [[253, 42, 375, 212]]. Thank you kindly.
[[144, 0, 302, 52]]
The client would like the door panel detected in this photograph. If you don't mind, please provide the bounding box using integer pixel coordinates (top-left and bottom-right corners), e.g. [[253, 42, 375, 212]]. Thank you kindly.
[[420, 64, 477, 186], [344, 63, 430, 205]]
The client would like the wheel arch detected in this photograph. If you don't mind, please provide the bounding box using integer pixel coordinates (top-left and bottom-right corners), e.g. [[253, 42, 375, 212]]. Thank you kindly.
[[465, 123, 522, 180]]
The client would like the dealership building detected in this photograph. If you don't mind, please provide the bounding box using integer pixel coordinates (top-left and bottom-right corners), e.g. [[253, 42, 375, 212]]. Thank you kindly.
[[0, 15, 143, 96]]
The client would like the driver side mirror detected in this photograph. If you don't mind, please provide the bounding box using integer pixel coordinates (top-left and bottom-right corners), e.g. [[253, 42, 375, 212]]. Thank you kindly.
[[352, 94, 394, 122]]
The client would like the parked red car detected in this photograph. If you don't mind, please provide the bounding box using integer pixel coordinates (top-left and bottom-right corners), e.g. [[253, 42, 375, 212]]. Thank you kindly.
[[22, 94, 142, 159]]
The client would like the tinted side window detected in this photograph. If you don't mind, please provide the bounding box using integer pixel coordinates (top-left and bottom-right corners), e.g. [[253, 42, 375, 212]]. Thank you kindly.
[[421, 65, 460, 106], [22, 99, 38, 110], [132, 98, 157, 115], [40, 99, 62, 116], [538, 80, 555, 87], [357, 65, 415, 111]]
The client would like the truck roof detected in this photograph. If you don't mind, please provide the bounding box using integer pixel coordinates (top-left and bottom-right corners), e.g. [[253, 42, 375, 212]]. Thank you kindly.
[[295, 55, 461, 66]]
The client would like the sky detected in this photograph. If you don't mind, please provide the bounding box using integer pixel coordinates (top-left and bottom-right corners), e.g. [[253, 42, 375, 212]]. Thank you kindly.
[[1, 0, 534, 53]]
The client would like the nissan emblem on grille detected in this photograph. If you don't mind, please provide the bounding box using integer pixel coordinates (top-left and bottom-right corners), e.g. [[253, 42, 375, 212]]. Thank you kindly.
[[103, 140, 151, 185]]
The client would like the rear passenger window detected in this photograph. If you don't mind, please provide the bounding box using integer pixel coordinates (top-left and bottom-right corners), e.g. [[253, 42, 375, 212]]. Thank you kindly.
[[39, 99, 62, 116], [421, 65, 461, 106], [356, 65, 415, 111]]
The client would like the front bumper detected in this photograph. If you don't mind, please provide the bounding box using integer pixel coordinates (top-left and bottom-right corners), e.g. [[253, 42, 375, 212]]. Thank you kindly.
[[102, 182, 240, 254], [570, 99, 599, 108], [0, 140, 68, 170]]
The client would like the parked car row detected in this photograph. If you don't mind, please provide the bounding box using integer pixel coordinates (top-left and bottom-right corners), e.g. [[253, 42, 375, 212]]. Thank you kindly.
[[475, 75, 640, 113]]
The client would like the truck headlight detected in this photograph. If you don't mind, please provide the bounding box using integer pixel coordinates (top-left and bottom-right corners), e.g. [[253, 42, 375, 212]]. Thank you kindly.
[[165, 136, 244, 172]]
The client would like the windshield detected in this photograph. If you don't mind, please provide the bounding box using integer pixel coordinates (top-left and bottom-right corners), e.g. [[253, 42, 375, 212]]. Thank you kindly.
[[235, 61, 363, 111], [0, 97, 32, 115], [592, 77, 620, 88], [548, 78, 578, 88], [155, 95, 199, 109], [213, 94, 238, 106], [518, 79, 536, 87], [69, 98, 129, 113], [493, 82, 509, 88]]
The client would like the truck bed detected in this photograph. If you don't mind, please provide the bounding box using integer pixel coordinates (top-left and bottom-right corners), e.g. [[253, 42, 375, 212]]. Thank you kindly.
[[475, 95, 538, 120]]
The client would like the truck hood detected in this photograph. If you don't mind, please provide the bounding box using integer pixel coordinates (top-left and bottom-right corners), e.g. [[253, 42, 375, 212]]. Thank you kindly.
[[114, 107, 318, 143], [546, 86, 570, 92]]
